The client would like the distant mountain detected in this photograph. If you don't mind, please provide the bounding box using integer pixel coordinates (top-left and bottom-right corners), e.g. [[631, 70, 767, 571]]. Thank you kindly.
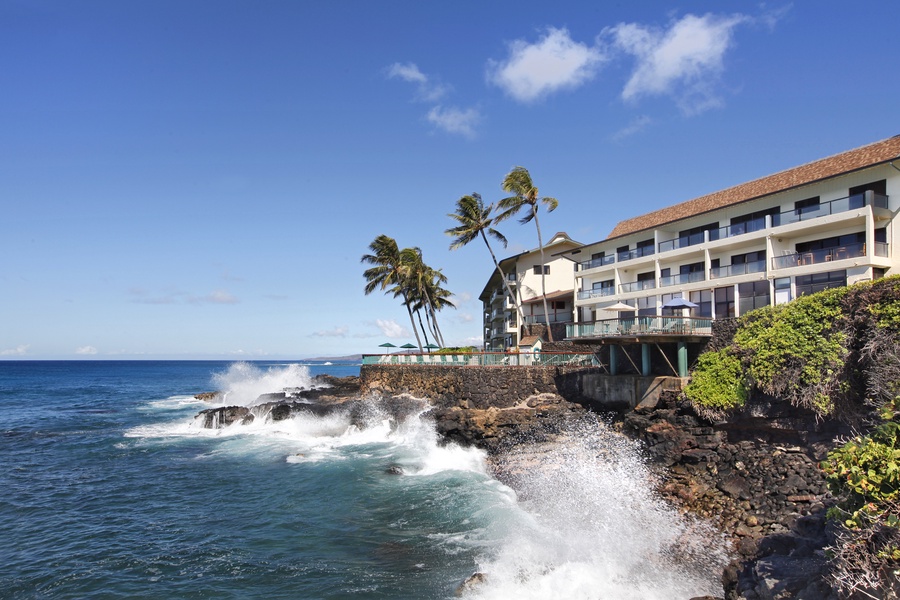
[[308, 354, 362, 362]]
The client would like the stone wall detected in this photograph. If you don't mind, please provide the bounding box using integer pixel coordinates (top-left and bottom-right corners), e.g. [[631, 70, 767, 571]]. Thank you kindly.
[[360, 364, 684, 412]]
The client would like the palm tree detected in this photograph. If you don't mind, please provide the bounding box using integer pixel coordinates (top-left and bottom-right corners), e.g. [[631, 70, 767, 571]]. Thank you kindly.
[[445, 193, 524, 329], [496, 167, 559, 341], [405, 248, 454, 347], [361, 234, 422, 350]]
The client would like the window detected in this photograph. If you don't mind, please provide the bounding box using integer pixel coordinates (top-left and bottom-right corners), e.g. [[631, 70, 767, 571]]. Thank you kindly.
[[847, 181, 880, 209], [715, 286, 735, 319], [533, 265, 550, 275], [795, 196, 820, 213], [678, 222, 719, 243], [796, 232, 865, 253], [689, 290, 712, 318], [680, 261, 704, 274], [550, 300, 566, 310], [732, 250, 766, 264], [592, 279, 614, 291], [636, 295, 656, 317], [731, 207, 779, 233], [796, 270, 846, 296], [774, 277, 792, 305], [874, 268, 887, 280], [738, 281, 770, 314], [660, 268, 671, 278]]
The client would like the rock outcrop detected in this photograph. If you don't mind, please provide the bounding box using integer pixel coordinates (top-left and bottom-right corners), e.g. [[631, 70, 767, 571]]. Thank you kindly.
[[621, 389, 853, 599]]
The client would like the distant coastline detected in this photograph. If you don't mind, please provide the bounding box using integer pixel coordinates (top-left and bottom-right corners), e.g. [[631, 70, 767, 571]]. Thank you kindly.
[[308, 354, 363, 363]]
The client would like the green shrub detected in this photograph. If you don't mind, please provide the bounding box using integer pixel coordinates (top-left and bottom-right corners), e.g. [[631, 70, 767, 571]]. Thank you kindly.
[[684, 348, 748, 411]]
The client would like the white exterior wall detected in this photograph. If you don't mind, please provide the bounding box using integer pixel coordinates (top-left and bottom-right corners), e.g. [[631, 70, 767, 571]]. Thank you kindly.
[[573, 164, 900, 324]]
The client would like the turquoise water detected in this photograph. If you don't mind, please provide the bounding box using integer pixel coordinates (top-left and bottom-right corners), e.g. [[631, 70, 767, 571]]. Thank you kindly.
[[1, 360, 727, 599]]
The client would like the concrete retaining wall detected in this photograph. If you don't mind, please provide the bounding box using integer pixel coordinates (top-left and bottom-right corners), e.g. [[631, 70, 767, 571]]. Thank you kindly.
[[360, 364, 686, 412]]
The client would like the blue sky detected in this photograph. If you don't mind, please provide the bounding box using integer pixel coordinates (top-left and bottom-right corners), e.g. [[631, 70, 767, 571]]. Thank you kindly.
[[2, 1, 899, 359]]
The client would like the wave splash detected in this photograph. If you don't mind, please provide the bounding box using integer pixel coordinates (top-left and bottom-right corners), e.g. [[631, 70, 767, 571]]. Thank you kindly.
[[465, 416, 729, 599], [210, 361, 317, 406], [131, 363, 728, 597]]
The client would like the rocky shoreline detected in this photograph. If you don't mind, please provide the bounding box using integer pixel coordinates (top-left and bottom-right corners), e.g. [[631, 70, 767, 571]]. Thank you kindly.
[[194, 371, 847, 599]]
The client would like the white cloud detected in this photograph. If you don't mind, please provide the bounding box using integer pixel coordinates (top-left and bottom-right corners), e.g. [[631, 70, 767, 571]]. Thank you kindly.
[[611, 115, 653, 141], [311, 326, 349, 338], [387, 62, 427, 84], [376, 318, 410, 339], [427, 106, 480, 138], [386, 61, 450, 102], [129, 287, 238, 305], [1, 344, 29, 356], [75, 346, 98, 355], [608, 13, 749, 114], [487, 27, 607, 103]]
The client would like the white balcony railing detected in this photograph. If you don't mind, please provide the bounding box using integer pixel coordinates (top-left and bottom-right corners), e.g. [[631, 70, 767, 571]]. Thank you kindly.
[[709, 260, 767, 280]]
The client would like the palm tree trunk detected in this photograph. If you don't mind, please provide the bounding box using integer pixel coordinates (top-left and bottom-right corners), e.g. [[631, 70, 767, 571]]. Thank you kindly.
[[402, 294, 423, 350], [422, 290, 445, 347], [480, 231, 525, 340], [532, 211, 554, 342], [415, 308, 432, 346], [428, 304, 445, 348]]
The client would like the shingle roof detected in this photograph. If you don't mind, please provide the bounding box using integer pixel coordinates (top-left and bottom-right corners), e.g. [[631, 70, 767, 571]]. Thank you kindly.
[[607, 135, 900, 240]]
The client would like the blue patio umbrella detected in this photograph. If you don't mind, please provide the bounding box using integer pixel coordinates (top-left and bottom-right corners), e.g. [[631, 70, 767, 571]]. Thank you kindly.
[[661, 297, 699, 309], [378, 342, 397, 353], [424, 343, 440, 353], [400, 343, 417, 352]]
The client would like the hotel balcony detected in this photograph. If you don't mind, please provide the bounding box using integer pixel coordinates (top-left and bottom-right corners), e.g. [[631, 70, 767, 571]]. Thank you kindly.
[[577, 287, 615, 301], [710, 260, 767, 280], [659, 271, 706, 288], [771, 193, 886, 227], [617, 245, 655, 263], [578, 192, 888, 273], [619, 279, 656, 293], [577, 254, 616, 271], [770, 241, 885, 270]]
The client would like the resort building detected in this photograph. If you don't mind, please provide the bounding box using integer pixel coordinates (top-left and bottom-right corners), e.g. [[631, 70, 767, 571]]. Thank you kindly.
[[564, 135, 900, 341], [479, 232, 581, 350]]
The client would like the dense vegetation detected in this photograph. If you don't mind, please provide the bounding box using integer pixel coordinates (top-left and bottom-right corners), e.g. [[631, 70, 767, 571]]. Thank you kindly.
[[684, 275, 900, 597], [684, 276, 900, 418]]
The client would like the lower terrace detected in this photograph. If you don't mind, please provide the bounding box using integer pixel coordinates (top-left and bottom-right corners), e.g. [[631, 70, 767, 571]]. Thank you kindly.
[[567, 316, 713, 340], [361, 351, 597, 367]]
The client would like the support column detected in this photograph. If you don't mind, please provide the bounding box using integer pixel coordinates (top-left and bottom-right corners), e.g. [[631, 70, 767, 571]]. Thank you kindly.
[[641, 343, 651, 376], [677, 342, 688, 377], [610, 344, 618, 375]]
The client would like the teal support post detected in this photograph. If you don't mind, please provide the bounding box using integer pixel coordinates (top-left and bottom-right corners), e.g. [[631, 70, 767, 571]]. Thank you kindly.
[[609, 345, 618, 375], [641, 343, 651, 376], [677, 342, 688, 377]]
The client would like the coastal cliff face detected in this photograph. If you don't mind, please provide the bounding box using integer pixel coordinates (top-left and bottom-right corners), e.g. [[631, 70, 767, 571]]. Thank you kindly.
[[624, 392, 846, 599]]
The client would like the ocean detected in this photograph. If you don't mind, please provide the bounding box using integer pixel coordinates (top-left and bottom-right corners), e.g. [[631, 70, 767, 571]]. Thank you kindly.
[[1, 360, 727, 599]]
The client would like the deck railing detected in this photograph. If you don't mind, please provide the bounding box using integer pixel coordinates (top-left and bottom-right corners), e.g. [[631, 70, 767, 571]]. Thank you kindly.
[[771, 242, 866, 269], [362, 352, 598, 367], [709, 260, 767, 279], [619, 279, 656, 293], [567, 316, 713, 339]]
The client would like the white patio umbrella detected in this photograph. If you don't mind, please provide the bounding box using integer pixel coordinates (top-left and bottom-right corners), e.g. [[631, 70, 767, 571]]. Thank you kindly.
[[602, 302, 636, 312]]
